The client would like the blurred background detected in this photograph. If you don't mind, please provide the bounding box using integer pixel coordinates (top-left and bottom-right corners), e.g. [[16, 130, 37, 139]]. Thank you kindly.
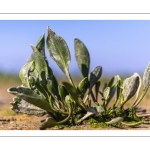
[[1, 20, 150, 109], [1, 20, 150, 77]]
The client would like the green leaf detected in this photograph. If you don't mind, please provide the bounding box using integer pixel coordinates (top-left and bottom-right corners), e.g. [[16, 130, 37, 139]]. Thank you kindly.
[[19, 61, 35, 88], [74, 38, 90, 77], [27, 35, 45, 63], [106, 117, 123, 125], [30, 45, 49, 77], [40, 117, 58, 130], [46, 80, 53, 95], [94, 105, 105, 115], [10, 98, 47, 116], [7, 86, 53, 113], [77, 77, 89, 98], [30, 45, 54, 90], [95, 81, 101, 101], [62, 82, 87, 111], [103, 87, 110, 100], [103, 76, 118, 106], [62, 82, 79, 99], [89, 66, 102, 93], [46, 27, 71, 76], [76, 106, 104, 124], [52, 75, 59, 97], [58, 85, 66, 101], [76, 111, 95, 124], [36, 34, 45, 58], [122, 73, 141, 102], [143, 62, 150, 91], [121, 121, 143, 127], [108, 76, 118, 89], [116, 75, 122, 100], [40, 102, 72, 129]]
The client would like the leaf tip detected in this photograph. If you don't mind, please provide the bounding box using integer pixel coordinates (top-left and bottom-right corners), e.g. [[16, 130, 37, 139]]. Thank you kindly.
[[30, 44, 34, 47], [74, 38, 79, 41], [47, 26, 51, 37]]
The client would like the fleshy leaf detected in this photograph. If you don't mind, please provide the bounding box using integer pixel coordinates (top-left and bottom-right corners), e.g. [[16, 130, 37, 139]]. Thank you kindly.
[[19, 61, 35, 88], [40, 103, 72, 130], [30, 45, 50, 78], [77, 77, 89, 98], [40, 116, 58, 130], [108, 76, 118, 89], [89, 66, 102, 93], [7, 86, 53, 113], [76, 111, 94, 124], [46, 26, 71, 76], [36, 34, 45, 58], [95, 81, 101, 101], [76, 106, 104, 124], [121, 121, 143, 127], [143, 62, 150, 91], [62, 82, 87, 111], [52, 75, 59, 98], [122, 73, 140, 102], [106, 117, 123, 125], [27, 35, 45, 62], [103, 87, 110, 100], [94, 105, 105, 116], [10, 97, 47, 116], [105, 87, 116, 106], [30, 45, 54, 92], [58, 85, 66, 101], [74, 38, 90, 77], [116, 75, 122, 100]]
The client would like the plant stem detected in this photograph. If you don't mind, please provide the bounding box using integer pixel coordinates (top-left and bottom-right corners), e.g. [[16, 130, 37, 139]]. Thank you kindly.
[[83, 94, 89, 103], [121, 121, 143, 127], [65, 70, 75, 87]]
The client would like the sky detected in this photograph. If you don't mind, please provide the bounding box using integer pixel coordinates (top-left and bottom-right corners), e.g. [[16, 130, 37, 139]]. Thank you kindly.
[[0, 20, 150, 78]]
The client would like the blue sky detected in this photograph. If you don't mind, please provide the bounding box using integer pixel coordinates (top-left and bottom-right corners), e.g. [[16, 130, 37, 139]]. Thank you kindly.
[[0, 20, 150, 77]]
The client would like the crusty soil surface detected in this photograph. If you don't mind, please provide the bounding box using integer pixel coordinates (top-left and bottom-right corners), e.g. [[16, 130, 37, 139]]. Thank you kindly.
[[1, 114, 150, 130], [1, 81, 150, 130]]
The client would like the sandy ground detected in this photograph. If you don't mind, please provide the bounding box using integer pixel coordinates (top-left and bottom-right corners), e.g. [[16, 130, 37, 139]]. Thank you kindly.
[[1, 80, 150, 130]]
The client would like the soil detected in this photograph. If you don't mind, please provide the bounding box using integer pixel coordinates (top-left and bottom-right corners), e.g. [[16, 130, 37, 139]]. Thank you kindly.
[[1, 81, 150, 130]]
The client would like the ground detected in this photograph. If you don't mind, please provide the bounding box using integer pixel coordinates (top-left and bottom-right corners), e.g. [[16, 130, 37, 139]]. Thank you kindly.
[[1, 76, 150, 130]]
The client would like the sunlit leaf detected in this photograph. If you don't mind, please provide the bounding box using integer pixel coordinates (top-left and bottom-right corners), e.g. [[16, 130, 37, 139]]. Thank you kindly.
[[122, 73, 140, 102], [62, 82, 87, 111], [121, 121, 143, 127], [106, 117, 123, 125], [74, 38, 90, 77], [19, 61, 35, 88], [46, 26, 71, 76], [108, 76, 118, 89], [27, 35, 45, 63], [36, 34, 45, 57], [89, 66, 102, 93], [10, 98, 47, 116], [76, 106, 104, 124], [7, 86, 53, 113], [77, 77, 89, 98], [143, 62, 150, 91], [103, 87, 110, 100]]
